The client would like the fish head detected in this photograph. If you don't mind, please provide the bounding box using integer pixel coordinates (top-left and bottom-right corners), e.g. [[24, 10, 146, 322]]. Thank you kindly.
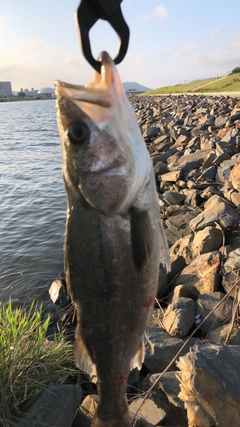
[[55, 52, 151, 215]]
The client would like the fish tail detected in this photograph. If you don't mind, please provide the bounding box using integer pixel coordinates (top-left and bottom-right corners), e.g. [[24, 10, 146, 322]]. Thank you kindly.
[[92, 411, 131, 427]]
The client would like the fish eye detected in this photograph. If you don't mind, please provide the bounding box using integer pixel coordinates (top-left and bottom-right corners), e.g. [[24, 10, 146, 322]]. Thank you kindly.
[[67, 121, 90, 145]]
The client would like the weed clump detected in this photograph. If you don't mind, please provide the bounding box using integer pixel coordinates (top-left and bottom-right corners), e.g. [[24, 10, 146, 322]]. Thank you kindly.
[[0, 299, 74, 426]]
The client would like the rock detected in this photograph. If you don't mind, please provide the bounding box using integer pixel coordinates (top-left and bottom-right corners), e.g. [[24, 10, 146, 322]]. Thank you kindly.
[[231, 161, 240, 190], [190, 195, 239, 231], [153, 162, 168, 175], [196, 292, 233, 333], [49, 279, 68, 305], [213, 151, 231, 166], [80, 394, 99, 417], [215, 115, 228, 127], [200, 185, 222, 200], [159, 170, 181, 182], [143, 374, 188, 426], [162, 190, 185, 205], [169, 125, 179, 141], [172, 134, 189, 148], [198, 165, 216, 181], [168, 284, 198, 303], [72, 409, 91, 427], [191, 226, 223, 257], [19, 383, 82, 427], [177, 342, 240, 427], [225, 231, 240, 251], [222, 248, 240, 299], [149, 372, 184, 408], [163, 297, 196, 338], [129, 398, 166, 426], [208, 323, 240, 345], [172, 251, 221, 295], [153, 149, 177, 164], [230, 190, 240, 207], [153, 134, 169, 145], [184, 188, 202, 206], [143, 126, 159, 139], [229, 111, 240, 124], [202, 151, 216, 169], [216, 157, 239, 183], [165, 208, 198, 240], [220, 128, 239, 146], [178, 149, 214, 168], [168, 235, 193, 281], [144, 327, 198, 373]]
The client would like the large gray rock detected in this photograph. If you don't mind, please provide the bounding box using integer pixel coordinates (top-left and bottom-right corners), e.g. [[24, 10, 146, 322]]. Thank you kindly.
[[19, 383, 82, 427], [178, 149, 215, 168], [168, 284, 198, 303], [196, 292, 233, 334], [129, 398, 166, 426], [168, 234, 193, 281], [163, 297, 196, 338], [231, 160, 240, 191], [162, 190, 185, 205], [149, 372, 184, 408], [143, 373, 188, 426], [190, 195, 239, 231], [172, 251, 221, 295], [208, 323, 240, 345], [177, 342, 240, 427], [165, 208, 198, 240], [191, 226, 223, 257], [144, 327, 199, 373], [215, 115, 228, 127], [222, 248, 240, 299]]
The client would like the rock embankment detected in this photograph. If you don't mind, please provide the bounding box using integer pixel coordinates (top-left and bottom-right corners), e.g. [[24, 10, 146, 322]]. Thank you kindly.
[[25, 94, 240, 427], [131, 93, 240, 427]]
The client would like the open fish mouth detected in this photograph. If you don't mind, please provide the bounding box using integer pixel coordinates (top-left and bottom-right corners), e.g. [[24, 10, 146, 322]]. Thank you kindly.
[[55, 51, 127, 125]]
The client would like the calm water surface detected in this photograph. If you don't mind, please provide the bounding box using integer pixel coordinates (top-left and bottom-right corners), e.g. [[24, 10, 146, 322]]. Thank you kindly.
[[0, 99, 66, 304]]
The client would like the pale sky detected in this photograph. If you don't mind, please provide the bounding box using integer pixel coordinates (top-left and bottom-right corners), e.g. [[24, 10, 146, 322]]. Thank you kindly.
[[0, 0, 240, 91]]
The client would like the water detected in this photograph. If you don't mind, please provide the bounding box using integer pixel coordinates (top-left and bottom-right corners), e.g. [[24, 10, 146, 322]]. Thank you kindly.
[[0, 99, 66, 304]]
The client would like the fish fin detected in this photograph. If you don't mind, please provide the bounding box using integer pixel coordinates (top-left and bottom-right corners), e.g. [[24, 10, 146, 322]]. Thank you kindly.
[[74, 323, 96, 377], [92, 412, 130, 427], [159, 218, 171, 272], [130, 339, 145, 371], [130, 207, 153, 272]]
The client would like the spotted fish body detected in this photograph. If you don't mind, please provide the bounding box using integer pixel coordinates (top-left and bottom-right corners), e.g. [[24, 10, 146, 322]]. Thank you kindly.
[[55, 52, 170, 427]]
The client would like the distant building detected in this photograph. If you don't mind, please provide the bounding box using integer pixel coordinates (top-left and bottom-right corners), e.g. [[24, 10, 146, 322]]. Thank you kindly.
[[0, 81, 12, 97], [22, 88, 39, 97], [38, 87, 55, 99]]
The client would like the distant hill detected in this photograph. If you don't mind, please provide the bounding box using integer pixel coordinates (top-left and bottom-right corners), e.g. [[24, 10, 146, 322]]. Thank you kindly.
[[144, 73, 240, 95], [123, 82, 151, 92]]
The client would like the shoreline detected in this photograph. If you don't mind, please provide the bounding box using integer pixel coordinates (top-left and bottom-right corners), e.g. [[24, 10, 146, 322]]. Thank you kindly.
[[142, 91, 240, 97]]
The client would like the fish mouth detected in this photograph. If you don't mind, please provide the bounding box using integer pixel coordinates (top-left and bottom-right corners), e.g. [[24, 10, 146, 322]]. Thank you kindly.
[[55, 52, 126, 124]]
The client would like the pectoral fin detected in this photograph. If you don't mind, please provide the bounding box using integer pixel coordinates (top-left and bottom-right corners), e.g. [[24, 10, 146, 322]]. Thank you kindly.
[[130, 339, 145, 370], [74, 322, 96, 377], [130, 207, 153, 271], [159, 218, 171, 272]]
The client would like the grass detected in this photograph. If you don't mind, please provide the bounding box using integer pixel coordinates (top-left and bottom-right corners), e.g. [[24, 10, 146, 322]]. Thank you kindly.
[[0, 299, 75, 426], [143, 73, 240, 95]]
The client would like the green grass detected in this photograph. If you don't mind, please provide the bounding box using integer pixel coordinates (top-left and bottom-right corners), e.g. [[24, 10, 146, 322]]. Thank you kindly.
[[143, 73, 240, 95], [0, 299, 75, 426]]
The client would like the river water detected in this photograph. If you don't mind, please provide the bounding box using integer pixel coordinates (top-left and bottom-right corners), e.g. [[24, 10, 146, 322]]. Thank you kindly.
[[0, 99, 66, 304]]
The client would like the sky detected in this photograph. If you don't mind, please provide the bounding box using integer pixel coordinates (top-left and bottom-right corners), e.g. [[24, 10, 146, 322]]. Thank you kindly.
[[0, 0, 240, 91]]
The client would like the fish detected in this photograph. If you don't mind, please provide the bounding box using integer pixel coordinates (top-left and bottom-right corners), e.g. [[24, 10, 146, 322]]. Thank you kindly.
[[55, 51, 170, 427]]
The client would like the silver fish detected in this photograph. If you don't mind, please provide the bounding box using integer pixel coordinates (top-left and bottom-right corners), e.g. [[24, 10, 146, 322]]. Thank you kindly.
[[55, 52, 170, 427]]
